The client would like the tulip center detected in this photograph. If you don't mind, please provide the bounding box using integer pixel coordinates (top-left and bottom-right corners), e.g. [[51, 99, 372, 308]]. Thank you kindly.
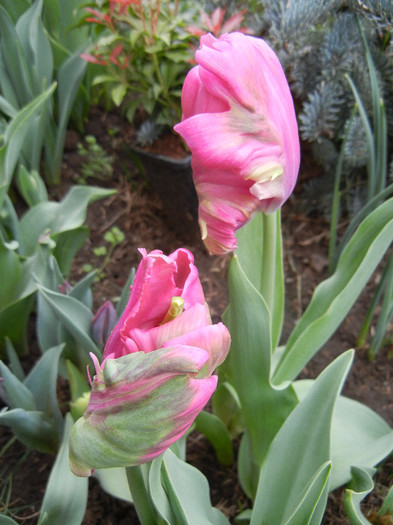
[[160, 296, 184, 324]]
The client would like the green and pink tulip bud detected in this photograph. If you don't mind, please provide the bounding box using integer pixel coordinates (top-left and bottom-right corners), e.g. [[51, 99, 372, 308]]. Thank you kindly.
[[69, 248, 230, 476], [174, 32, 300, 255]]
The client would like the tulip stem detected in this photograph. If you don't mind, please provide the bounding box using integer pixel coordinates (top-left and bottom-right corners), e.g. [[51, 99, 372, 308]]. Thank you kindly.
[[260, 211, 284, 350], [126, 465, 156, 525], [261, 212, 277, 311]]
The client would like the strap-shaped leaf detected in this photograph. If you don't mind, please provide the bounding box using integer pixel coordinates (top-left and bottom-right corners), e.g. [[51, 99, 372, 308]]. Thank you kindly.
[[150, 449, 230, 525], [0, 360, 35, 410], [293, 379, 393, 490], [344, 466, 375, 525], [251, 351, 353, 525], [0, 408, 58, 453], [36, 284, 99, 359], [273, 197, 393, 384], [18, 185, 115, 256], [24, 344, 64, 437], [38, 414, 88, 525], [223, 255, 298, 466], [0, 83, 56, 208]]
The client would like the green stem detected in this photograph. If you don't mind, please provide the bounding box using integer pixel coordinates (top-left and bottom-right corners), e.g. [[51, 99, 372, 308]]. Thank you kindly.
[[126, 465, 156, 525], [260, 211, 277, 317]]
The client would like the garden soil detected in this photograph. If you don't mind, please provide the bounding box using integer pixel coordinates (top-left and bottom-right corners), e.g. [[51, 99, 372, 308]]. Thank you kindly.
[[1, 107, 392, 524]]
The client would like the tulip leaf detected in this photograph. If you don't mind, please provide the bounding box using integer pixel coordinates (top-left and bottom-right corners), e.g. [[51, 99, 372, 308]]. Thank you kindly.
[[36, 284, 99, 361], [38, 414, 88, 525], [0, 361, 36, 411], [68, 271, 96, 309], [51, 227, 89, 277], [236, 211, 284, 350], [152, 449, 230, 525], [4, 338, 25, 381], [194, 410, 234, 466], [24, 344, 64, 437], [273, 197, 393, 384], [223, 255, 298, 466], [0, 408, 58, 453], [18, 185, 116, 256], [293, 379, 393, 490], [0, 83, 56, 208], [343, 466, 375, 525], [149, 456, 176, 525], [284, 461, 332, 525], [93, 467, 133, 503], [211, 381, 243, 439], [0, 232, 22, 310], [250, 351, 353, 525]]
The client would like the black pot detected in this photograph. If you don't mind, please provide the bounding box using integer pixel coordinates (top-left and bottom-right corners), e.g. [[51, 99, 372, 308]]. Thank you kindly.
[[129, 146, 199, 238]]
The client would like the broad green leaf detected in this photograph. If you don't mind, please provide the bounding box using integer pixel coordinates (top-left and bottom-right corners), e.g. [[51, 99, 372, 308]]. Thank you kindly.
[[274, 197, 393, 384], [0, 232, 22, 310], [293, 379, 393, 490], [46, 49, 87, 182], [0, 83, 56, 208], [194, 410, 234, 466], [38, 414, 88, 525], [149, 456, 175, 524], [223, 255, 297, 466], [18, 185, 115, 256], [344, 466, 375, 525], [211, 381, 243, 439], [93, 468, 133, 503], [236, 212, 284, 350], [68, 270, 96, 309], [0, 408, 58, 453], [0, 361, 35, 411], [152, 449, 230, 525], [52, 226, 89, 277], [5, 338, 25, 381], [0, 296, 34, 356], [0, 0, 30, 23], [24, 344, 64, 437], [17, 0, 53, 90], [286, 462, 332, 525], [0, 5, 33, 105], [36, 284, 99, 361], [16, 165, 48, 207], [251, 351, 353, 525]]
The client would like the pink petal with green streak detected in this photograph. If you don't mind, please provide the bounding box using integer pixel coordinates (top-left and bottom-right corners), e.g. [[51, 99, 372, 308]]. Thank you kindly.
[[69, 347, 217, 476], [174, 32, 300, 255]]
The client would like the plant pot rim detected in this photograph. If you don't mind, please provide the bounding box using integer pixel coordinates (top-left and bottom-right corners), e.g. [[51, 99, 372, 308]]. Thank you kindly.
[[129, 144, 192, 166]]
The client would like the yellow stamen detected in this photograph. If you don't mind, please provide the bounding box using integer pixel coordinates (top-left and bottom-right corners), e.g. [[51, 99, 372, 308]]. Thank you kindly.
[[160, 296, 184, 324]]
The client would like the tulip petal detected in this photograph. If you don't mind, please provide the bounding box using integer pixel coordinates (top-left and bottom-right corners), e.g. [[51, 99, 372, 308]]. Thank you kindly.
[[125, 303, 211, 354], [69, 347, 216, 476], [174, 32, 300, 254], [103, 248, 205, 360], [163, 323, 231, 377]]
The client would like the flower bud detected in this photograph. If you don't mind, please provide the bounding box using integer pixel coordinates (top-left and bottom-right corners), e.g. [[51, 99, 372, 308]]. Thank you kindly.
[[69, 248, 230, 476], [91, 300, 117, 348], [174, 32, 300, 255]]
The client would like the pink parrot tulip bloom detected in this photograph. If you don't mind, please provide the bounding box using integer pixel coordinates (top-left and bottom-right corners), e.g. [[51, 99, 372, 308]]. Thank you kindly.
[[174, 32, 300, 255], [69, 248, 230, 476]]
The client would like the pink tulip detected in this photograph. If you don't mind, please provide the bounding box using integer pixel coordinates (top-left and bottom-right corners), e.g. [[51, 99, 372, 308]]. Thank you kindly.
[[69, 248, 230, 476], [174, 32, 300, 255]]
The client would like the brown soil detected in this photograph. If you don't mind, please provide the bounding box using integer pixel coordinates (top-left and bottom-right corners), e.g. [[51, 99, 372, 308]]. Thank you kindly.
[[1, 106, 392, 524]]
